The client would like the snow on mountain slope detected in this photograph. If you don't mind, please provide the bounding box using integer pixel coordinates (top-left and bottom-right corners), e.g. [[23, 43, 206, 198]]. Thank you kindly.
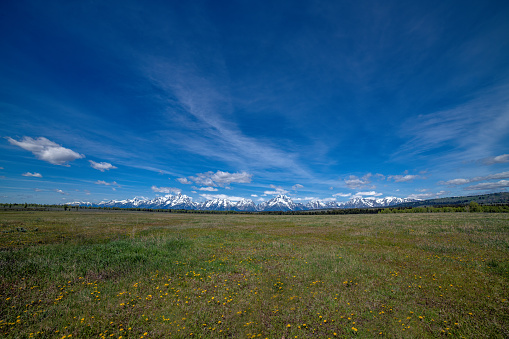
[[67, 194, 416, 211], [257, 195, 306, 211], [233, 199, 257, 212]]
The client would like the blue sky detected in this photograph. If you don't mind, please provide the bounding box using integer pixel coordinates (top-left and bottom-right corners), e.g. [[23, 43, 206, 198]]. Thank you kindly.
[[1, 0, 509, 204]]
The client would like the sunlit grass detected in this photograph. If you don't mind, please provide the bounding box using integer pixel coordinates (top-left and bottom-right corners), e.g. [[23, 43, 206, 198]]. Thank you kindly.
[[1, 211, 508, 338]]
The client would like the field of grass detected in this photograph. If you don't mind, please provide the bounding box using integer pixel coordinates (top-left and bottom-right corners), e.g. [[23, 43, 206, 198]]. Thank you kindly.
[[1, 211, 508, 338]]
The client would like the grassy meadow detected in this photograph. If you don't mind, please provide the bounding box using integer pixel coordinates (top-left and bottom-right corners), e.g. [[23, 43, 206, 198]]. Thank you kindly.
[[0, 211, 508, 338]]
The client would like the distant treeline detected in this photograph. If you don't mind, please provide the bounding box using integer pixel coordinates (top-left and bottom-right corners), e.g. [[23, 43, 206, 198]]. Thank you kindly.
[[379, 201, 509, 214], [1, 201, 509, 214], [0, 203, 380, 215]]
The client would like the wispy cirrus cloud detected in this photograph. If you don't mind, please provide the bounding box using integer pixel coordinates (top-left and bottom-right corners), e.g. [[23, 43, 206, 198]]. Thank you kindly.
[[143, 57, 311, 178], [7, 137, 84, 166], [89, 160, 117, 172], [292, 184, 304, 190], [394, 87, 509, 165], [22, 172, 42, 178]]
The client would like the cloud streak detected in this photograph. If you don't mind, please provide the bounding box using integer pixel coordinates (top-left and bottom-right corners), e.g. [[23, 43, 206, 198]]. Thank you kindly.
[[464, 180, 509, 191], [344, 173, 372, 189], [143, 56, 311, 178], [482, 154, 509, 165], [151, 186, 182, 194], [387, 174, 419, 182], [263, 184, 289, 195], [189, 170, 252, 187], [199, 194, 245, 201], [176, 178, 192, 184], [394, 86, 509, 165], [353, 191, 382, 197], [439, 171, 509, 186]]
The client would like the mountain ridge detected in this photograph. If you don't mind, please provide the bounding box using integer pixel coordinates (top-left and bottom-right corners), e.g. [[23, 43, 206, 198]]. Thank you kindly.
[[65, 194, 417, 212]]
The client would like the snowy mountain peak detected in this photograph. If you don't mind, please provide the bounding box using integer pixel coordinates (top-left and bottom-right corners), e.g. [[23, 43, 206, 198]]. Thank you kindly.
[[67, 194, 417, 211]]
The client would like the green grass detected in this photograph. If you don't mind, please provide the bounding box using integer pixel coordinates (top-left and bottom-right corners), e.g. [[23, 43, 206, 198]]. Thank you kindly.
[[0, 211, 508, 338]]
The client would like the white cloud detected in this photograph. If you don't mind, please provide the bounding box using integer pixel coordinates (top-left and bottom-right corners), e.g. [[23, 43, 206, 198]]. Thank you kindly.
[[189, 170, 252, 187], [33, 188, 44, 192], [199, 194, 244, 201], [483, 154, 509, 165], [333, 192, 352, 197], [406, 191, 446, 200], [353, 191, 382, 197], [89, 160, 117, 172], [344, 173, 372, 189], [292, 184, 304, 190], [151, 186, 182, 194], [264, 184, 289, 195], [7, 136, 84, 166], [439, 178, 470, 186], [387, 174, 419, 182], [251, 194, 258, 197], [195, 186, 218, 191], [176, 177, 192, 184], [464, 180, 509, 191], [406, 193, 433, 200], [22, 172, 42, 178], [55, 189, 68, 195]]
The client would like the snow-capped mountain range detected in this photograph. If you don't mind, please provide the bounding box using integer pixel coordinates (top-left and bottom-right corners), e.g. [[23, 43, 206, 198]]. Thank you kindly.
[[66, 194, 417, 212]]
